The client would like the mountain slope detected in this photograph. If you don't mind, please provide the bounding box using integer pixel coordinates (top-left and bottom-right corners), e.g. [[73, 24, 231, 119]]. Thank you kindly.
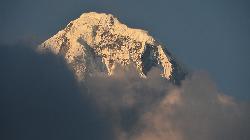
[[38, 12, 186, 83]]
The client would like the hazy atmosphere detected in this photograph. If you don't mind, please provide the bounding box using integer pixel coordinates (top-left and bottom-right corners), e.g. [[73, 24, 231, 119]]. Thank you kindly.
[[0, 0, 249, 140]]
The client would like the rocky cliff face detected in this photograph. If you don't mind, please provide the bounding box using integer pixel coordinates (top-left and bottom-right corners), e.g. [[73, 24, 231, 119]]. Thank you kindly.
[[39, 12, 186, 83]]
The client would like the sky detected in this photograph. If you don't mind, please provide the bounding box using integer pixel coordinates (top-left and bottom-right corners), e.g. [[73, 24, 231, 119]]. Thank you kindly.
[[0, 0, 249, 99], [0, 1, 250, 139]]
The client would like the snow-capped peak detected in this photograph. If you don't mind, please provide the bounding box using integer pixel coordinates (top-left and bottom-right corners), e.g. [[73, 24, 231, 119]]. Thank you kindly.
[[38, 12, 186, 83]]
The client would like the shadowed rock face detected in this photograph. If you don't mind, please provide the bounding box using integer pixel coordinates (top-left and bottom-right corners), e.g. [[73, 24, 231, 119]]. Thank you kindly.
[[39, 12, 186, 83]]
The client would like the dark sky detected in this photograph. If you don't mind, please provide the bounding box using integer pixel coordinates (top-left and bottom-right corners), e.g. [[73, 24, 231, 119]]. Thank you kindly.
[[0, 0, 250, 99]]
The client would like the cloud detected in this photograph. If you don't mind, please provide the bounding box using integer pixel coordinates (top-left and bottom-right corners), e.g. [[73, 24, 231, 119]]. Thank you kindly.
[[0, 44, 249, 140], [84, 65, 250, 140], [130, 72, 250, 140], [0, 44, 114, 140]]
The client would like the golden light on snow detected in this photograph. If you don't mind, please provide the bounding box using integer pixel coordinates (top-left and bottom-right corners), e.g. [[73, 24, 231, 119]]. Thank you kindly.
[[38, 12, 174, 80]]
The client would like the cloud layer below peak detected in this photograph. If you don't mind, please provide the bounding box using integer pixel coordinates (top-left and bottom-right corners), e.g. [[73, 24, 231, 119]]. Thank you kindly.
[[0, 44, 249, 140]]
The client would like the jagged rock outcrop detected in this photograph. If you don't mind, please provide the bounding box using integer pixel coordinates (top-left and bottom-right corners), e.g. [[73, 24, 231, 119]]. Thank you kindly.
[[38, 12, 186, 83]]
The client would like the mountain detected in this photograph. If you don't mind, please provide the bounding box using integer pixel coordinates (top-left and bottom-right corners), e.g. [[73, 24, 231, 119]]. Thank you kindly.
[[38, 12, 186, 83]]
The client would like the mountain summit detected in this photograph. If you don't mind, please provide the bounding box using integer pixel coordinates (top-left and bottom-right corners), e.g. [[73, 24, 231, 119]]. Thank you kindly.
[[39, 12, 186, 83]]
